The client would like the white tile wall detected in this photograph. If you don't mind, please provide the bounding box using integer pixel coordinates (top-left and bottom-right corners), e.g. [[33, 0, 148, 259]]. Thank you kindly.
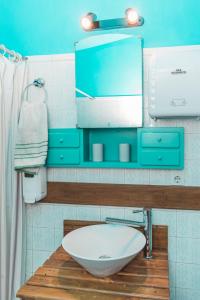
[[25, 49, 200, 299]]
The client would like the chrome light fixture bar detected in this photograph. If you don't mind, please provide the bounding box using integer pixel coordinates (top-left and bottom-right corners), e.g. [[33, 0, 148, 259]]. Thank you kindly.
[[81, 8, 144, 31]]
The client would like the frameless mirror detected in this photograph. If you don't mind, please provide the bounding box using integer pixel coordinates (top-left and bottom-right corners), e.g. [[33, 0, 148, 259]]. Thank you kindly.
[[75, 33, 143, 128]]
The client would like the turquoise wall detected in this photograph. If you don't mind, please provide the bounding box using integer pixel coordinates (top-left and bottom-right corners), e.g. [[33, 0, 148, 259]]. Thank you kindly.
[[0, 0, 200, 55]]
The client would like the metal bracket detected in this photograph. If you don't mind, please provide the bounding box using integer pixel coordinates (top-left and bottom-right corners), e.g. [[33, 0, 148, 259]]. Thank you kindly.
[[33, 78, 45, 88]]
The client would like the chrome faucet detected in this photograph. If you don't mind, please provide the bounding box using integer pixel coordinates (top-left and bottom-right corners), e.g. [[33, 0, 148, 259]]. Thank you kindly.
[[105, 208, 152, 259]]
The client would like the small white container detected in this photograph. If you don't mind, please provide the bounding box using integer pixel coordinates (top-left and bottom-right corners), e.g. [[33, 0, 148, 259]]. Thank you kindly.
[[22, 167, 47, 204], [119, 144, 130, 162], [92, 144, 103, 162]]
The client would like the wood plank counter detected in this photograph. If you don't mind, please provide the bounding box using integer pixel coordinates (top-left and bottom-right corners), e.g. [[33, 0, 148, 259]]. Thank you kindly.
[[17, 222, 170, 300]]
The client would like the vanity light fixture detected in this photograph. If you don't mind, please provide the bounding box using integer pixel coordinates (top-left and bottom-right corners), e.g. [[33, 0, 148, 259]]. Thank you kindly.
[[81, 9, 144, 31]]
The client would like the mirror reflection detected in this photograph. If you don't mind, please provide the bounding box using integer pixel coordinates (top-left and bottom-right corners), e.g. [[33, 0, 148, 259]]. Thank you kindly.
[[75, 34, 143, 128]]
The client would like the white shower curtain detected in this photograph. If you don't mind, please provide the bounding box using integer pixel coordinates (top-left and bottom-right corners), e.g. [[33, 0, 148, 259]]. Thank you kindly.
[[0, 55, 28, 300]]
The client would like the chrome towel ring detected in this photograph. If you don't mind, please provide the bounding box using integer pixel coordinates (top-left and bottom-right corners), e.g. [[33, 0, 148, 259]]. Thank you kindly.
[[22, 78, 47, 102]]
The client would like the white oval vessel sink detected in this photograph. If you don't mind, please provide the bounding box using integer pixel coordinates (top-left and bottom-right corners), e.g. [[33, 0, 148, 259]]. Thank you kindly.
[[62, 224, 146, 277]]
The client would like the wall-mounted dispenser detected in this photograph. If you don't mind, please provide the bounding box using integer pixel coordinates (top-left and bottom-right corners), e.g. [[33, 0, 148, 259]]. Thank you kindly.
[[22, 167, 47, 204], [149, 47, 200, 119]]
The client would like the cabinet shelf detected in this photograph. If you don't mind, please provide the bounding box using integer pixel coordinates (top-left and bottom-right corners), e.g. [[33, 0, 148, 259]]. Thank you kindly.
[[47, 127, 184, 170]]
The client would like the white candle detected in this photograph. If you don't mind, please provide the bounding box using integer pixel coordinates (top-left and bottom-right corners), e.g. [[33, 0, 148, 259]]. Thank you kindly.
[[119, 144, 130, 162], [92, 144, 103, 162]]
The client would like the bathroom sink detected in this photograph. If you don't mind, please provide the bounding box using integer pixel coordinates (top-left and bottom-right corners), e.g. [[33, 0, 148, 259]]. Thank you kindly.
[[62, 224, 146, 277]]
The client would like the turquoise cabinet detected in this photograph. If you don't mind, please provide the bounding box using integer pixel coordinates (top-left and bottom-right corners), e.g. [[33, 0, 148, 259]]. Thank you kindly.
[[140, 149, 180, 166], [47, 149, 80, 165], [48, 131, 80, 148], [47, 127, 184, 169], [138, 128, 184, 169], [141, 132, 180, 148], [47, 129, 81, 167]]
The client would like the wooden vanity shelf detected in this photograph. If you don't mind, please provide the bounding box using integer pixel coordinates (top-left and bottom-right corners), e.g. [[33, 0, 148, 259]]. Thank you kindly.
[[17, 221, 170, 300]]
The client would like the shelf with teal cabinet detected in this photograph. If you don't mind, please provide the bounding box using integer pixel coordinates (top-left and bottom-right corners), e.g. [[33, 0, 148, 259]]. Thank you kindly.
[[82, 128, 138, 164], [47, 127, 184, 169]]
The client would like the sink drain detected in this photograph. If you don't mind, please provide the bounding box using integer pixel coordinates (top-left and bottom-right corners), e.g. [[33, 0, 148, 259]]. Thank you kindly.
[[98, 255, 112, 259]]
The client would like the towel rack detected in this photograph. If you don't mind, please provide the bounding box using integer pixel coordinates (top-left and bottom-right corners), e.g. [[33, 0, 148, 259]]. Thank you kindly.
[[22, 78, 47, 102]]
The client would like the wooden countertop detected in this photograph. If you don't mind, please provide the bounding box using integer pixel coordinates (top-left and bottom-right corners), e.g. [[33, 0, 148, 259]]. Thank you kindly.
[[17, 222, 170, 300]]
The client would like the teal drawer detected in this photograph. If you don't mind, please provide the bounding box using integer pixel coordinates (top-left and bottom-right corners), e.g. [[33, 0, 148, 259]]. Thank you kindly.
[[48, 131, 80, 148], [140, 149, 180, 166], [47, 149, 80, 165], [141, 132, 180, 148]]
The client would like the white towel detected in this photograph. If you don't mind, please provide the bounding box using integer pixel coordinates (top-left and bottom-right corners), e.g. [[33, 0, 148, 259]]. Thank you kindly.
[[14, 99, 48, 170]]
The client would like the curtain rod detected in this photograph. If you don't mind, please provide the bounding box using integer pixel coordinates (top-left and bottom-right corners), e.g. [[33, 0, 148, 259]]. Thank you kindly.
[[0, 44, 28, 62]]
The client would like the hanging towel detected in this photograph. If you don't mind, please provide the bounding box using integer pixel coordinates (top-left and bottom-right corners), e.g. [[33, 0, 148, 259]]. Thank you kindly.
[[14, 99, 48, 170]]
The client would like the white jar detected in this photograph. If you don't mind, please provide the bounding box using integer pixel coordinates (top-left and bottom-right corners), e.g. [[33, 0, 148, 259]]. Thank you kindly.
[[92, 144, 103, 162], [119, 144, 130, 162]]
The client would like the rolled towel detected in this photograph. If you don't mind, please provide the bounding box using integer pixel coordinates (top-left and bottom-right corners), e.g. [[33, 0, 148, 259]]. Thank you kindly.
[[14, 99, 48, 170]]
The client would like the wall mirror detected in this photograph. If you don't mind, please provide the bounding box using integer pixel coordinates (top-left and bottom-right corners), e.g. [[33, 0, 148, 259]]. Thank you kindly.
[[75, 33, 143, 128]]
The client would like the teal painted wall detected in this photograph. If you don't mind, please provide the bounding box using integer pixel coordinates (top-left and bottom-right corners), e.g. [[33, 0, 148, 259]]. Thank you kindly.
[[0, 0, 200, 55]]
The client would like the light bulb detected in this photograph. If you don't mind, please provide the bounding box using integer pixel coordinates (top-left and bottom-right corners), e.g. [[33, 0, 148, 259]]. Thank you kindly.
[[81, 13, 96, 31], [125, 8, 139, 25]]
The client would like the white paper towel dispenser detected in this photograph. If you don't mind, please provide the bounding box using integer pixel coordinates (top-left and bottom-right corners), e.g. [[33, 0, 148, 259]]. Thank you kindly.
[[148, 47, 200, 119], [22, 167, 47, 204]]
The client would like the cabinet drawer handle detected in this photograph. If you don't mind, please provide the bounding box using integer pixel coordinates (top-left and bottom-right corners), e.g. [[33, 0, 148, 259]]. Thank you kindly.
[[158, 156, 163, 161], [157, 138, 162, 142], [60, 155, 64, 160], [59, 139, 64, 143]]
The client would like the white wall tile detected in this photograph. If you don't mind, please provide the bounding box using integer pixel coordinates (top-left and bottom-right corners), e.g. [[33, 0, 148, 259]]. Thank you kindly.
[[177, 210, 200, 238], [176, 118, 200, 134], [184, 159, 200, 186], [47, 168, 55, 181], [177, 237, 200, 264], [31, 204, 42, 227], [176, 288, 200, 300], [33, 227, 55, 251], [152, 209, 177, 237], [62, 204, 77, 221], [100, 206, 125, 221], [76, 205, 101, 221], [26, 204, 33, 227], [26, 226, 33, 250], [98, 169, 125, 184], [176, 263, 200, 290], [34, 204, 64, 228], [170, 288, 176, 300], [169, 261, 176, 288], [124, 169, 150, 184], [54, 228, 64, 249], [25, 250, 33, 275], [32, 250, 52, 272], [52, 205, 65, 228], [184, 134, 200, 160], [124, 207, 144, 222], [150, 169, 185, 186], [76, 168, 101, 183], [169, 237, 177, 262]]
